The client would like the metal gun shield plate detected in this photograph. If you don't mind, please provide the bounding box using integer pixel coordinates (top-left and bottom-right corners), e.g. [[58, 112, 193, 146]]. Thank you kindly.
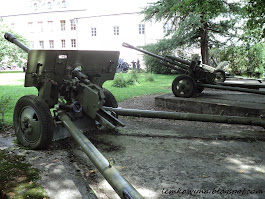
[[26, 50, 120, 87], [26, 50, 120, 107]]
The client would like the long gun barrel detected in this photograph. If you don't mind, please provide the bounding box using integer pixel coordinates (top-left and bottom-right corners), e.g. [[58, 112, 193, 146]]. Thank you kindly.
[[122, 42, 190, 71], [4, 32, 30, 53], [58, 111, 144, 199]]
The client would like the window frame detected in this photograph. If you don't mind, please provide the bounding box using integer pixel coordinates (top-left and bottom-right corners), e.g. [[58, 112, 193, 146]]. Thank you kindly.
[[114, 26, 119, 36], [49, 40, 54, 48], [91, 27, 97, 37], [60, 20, 66, 31], [71, 39, 76, 48], [139, 24, 145, 34]]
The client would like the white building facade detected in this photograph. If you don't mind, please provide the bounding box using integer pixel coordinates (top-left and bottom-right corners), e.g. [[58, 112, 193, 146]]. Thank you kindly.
[[1, 0, 170, 62]]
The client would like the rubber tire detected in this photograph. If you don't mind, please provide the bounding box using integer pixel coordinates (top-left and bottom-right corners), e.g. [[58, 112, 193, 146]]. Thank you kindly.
[[121, 62, 129, 73], [172, 75, 196, 98], [13, 95, 54, 150], [103, 88, 118, 108], [196, 85, 204, 93], [214, 69, 226, 82]]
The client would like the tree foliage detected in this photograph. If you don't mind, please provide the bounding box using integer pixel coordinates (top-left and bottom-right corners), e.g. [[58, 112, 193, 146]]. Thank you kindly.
[[143, 40, 175, 74], [142, 0, 241, 68], [245, 0, 265, 40], [210, 43, 265, 75], [0, 22, 28, 68]]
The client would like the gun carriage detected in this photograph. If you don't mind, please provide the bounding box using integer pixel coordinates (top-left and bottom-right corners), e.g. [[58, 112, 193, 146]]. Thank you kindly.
[[4, 33, 265, 199], [122, 43, 265, 98]]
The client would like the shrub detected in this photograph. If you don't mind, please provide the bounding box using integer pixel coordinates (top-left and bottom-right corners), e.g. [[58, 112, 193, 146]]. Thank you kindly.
[[145, 75, 155, 82], [112, 75, 128, 88], [142, 41, 175, 74], [112, 73, 142, 88], [127, 72, 139, 85]]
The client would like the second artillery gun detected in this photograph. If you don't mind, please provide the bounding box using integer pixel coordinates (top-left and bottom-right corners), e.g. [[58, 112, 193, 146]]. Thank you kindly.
[[122, 42, 226, 98], [4, 33, 265, 199], [122, 43, 265, 98]]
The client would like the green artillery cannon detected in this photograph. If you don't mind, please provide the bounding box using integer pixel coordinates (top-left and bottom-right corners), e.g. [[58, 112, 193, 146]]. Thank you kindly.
[[4, 32, 143, 199], [4, 33, 265, 199], [122, 43, 265, 98]]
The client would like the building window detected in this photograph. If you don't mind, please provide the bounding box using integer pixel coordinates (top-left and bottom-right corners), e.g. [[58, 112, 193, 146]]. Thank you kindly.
[[70, 19, 76, 30], [163, 24, 170, 34], [114, 26, 119, 35], [61, 40, 65, 48], [62, 0, 66, 8], [34, 3, 38, 10], [31, 41, 34, 48], [71, 39, 76, 48], [39, 41, 44, 49], [38, 21, 43, 32], [47, 2, 52, 9], [10, 23, 15, 29], [139, 24, 145, 34], [49, 40, 54, 48], [28, 22, 33, 32], [60, 20, 66, 31], [48, 21, 53, 32], [91, 27, 96, 36]]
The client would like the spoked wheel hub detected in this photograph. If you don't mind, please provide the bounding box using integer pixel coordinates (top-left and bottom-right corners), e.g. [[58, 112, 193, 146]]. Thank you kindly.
[[13, 95, 54, 149], [214, 69, 226, 82], [19, 106, 41, 143], [172, 75, 196, 98]]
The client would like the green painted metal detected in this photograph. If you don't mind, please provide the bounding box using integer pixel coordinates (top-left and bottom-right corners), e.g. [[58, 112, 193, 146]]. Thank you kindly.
[[199, 83, 265, 95], [58, 111, 144, 199], [4, 32, 30, 53], [103, 107, 265, 128], [5, 32, 137, 198], [122, 42, 216, 84], [19, 106, 41, 142]]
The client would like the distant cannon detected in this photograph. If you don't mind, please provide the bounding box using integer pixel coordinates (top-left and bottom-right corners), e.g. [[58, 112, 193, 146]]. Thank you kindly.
[[122, 43, 265, 97]]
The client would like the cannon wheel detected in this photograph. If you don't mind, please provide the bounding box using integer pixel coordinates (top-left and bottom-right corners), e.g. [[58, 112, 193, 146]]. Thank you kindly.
[[214, 69, 226, 82], [121, 62, 129, 73], [196, 85, 204, 93], [103, 88, 118, 118], [103, 88, 118, 108], [13, 95, 54, 150], [172, 75, 196, 98]]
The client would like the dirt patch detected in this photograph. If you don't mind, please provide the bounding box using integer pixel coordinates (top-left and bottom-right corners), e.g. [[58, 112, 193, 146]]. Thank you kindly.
[[0, 73, 24, 85], [64, 94, 264, 199]]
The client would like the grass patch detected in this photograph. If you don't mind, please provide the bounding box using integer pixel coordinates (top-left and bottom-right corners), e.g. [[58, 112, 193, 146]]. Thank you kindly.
[[0, 85, 37, 125], [103, 73, 176, 102], [145, 75, 155, 82], [0, 150, 48, 199]]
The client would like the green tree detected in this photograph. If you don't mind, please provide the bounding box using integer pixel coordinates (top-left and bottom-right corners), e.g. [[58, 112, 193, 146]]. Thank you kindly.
[[0, 22, 28, 69], [245, 0, 265, 40], [142, 0, 241, 65], [210, 43, 265, 76], [143, 40, 174, 74]]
